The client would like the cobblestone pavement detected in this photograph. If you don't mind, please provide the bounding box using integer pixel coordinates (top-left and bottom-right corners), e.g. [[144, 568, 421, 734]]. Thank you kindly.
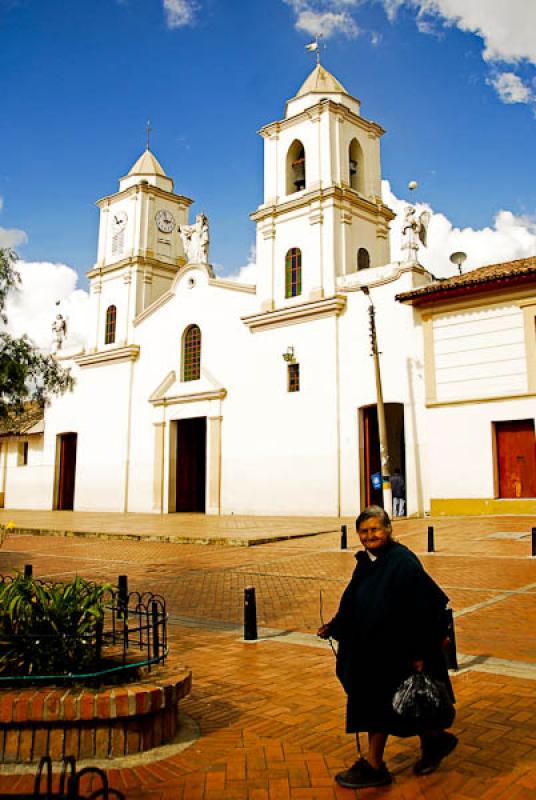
[[0, 515, 535, 799]]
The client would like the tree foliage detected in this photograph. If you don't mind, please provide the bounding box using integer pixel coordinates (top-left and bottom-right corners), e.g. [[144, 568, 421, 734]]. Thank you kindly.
[[0, 248, 74, 419]]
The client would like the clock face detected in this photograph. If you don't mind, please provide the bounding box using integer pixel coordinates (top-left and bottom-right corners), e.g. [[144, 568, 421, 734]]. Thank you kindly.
[[156, 209, 175, 233], [111, 210, 128, 231]]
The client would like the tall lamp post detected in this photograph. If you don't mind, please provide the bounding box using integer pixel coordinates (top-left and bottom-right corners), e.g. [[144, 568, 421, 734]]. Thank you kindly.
[[361, 286, 392, 514]]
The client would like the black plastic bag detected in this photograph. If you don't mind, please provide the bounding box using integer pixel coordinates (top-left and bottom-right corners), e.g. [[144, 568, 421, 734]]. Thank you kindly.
[[392, 672, 455, 732]]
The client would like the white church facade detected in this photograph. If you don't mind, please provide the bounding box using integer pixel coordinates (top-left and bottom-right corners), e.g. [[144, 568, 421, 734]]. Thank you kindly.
[[1, 64, 535, 517]]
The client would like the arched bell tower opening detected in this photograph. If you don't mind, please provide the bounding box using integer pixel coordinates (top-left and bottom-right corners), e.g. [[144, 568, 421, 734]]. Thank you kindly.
[[349, 138, 364, 193], [286, 139, 306, 194], [357, 248, 370, 270]]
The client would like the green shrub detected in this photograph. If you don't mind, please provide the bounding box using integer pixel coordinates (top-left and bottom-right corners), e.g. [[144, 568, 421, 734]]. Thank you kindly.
[[0, 574, 113, 677]]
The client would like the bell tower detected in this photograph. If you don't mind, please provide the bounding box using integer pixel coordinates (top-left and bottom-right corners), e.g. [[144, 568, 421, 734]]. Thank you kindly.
[[85, 149, 193, 351], [251, 63, 395, 312]]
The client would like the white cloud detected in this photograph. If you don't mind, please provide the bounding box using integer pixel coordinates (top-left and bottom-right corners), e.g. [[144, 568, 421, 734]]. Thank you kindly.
[[489, 72, 533, 105], [378, 1, 536, 109], [296, 10, 359, 38], [162, 0, 198, 29], [5, 260, 89, 352], [285, 1, 360, 38], [383, 180, 536, 276], [381, 1, 536, 64], [226, 243, 258, 284], [0, 196, 28, 248], [381, 0, 403, 22], [0, 226, 27, 249]]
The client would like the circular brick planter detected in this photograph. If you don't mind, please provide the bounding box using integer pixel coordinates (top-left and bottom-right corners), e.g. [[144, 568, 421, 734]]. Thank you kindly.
[[0, 661, 192, 764]]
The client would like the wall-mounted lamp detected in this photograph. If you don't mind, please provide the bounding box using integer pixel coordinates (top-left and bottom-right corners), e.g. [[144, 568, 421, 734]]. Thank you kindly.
[[282, 346, 295, 363]]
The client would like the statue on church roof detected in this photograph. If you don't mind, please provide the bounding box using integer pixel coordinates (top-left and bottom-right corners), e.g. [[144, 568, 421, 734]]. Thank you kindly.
[[179, 212, 209, 264], [401, 205, 430, 263], [52, 310, 67, 351]]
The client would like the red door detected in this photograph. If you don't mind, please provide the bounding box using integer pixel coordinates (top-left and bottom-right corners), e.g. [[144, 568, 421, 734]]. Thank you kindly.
[[496, 420, 536, 498], [57, 433, 77, 510]]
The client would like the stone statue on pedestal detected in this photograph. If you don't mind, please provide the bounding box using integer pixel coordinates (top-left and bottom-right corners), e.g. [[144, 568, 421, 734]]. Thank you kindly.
[[401, 205, 430, 263], [52, 312, 67, 351], [179, 213, 209, 264]]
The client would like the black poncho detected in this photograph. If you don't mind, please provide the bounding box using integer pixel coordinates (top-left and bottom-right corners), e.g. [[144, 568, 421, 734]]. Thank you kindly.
[[327, 541, 454, 735]]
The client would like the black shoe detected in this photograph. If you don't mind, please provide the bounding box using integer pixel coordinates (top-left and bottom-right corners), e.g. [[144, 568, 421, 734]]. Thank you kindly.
[[414, 732, 458, 776], [335, 758, 393, 789]]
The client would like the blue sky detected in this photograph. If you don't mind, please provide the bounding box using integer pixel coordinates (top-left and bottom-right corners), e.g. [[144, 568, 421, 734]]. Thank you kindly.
[[1, 0, 536, 296]]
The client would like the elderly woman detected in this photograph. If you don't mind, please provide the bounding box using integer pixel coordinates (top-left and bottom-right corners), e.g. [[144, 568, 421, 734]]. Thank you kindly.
[[318, 506, 456, 790]]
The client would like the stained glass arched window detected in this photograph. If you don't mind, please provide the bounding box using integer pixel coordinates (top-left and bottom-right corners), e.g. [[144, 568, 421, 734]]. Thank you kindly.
[[104, 305, 116, 345], [182, 324, 201, 381], [285, 248, 302, 299]]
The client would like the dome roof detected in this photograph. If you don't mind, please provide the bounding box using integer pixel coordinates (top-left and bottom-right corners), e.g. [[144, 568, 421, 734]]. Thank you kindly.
[[295, 64, 349, 97], [127, 149, 167, 177]]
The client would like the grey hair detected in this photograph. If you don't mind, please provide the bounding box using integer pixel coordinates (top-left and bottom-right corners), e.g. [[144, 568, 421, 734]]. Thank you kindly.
[[355, 505, 393, 534]]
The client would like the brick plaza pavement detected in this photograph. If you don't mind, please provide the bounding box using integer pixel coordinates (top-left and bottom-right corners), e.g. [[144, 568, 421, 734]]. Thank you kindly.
[[0, 514, 535, 799]]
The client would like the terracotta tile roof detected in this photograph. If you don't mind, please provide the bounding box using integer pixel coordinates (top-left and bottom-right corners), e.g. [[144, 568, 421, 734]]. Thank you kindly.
[[396, 255, 536, 304], [0, 404, 44, 436]]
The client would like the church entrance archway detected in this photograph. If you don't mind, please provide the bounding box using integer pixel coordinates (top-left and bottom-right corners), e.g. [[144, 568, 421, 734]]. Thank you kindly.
[[360, 403, 405, 510], [172, 417, 207, 512], [55, 433, 77, 510]]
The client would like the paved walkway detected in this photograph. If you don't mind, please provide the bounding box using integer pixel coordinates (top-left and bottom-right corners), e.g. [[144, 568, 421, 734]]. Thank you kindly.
[[0, 510, 345, 546], [0, 514, 535, 799]]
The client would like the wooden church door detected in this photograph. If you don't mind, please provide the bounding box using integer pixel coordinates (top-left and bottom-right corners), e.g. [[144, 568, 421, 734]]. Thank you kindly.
[[496, 419, 536, 498], [175, 417, 206, 512], [57, 433, 78, 510]]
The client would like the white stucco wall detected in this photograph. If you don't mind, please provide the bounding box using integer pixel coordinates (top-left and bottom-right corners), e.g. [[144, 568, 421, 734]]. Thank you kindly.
[[432, 303, 527, 402], [424, 399, 536, 499], [2, 437, 50, 510], [125, 267, 258, 514]]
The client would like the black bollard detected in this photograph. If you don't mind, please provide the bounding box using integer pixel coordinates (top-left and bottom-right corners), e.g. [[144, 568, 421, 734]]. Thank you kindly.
[[118, 575, 128, 614], [118, 574, 129, 651], [341, 524, 348, 550], [24, 564, 33, 578], [244, 586, 258, 641], [532, 528, 536, 558], [151, 600, 160, 662], [427, 525, 435, 553]]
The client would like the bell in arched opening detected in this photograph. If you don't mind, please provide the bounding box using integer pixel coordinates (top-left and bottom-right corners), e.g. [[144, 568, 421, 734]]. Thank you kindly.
[[286, 140, 306, 194], [349, 138, 364, 193]]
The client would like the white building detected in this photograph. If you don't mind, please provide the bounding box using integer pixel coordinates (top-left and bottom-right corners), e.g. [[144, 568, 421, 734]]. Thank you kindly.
[[1, 64, 535, 517], [397, 257, 536, 516]]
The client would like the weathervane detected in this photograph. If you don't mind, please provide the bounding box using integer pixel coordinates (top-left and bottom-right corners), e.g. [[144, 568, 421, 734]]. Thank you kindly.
[[146, 119, 152, 151], [305, 34, 323, 65]]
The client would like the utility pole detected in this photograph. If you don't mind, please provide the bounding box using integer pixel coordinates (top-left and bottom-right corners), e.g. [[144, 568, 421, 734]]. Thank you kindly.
[[362, 287, 392, 514]]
